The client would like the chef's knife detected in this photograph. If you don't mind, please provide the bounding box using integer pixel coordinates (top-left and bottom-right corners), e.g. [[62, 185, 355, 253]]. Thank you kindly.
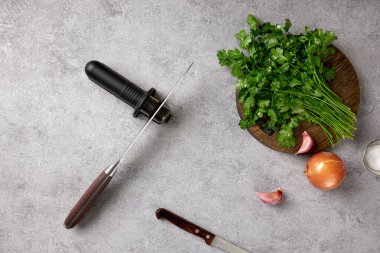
[[156, 208, 251, 253], [64, 62, 193, 229]]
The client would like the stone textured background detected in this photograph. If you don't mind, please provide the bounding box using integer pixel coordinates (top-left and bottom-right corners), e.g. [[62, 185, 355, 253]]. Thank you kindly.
[[1, 0, 379, 252]]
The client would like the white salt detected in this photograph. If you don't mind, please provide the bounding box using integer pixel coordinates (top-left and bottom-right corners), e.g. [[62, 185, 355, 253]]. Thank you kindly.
[[365, 144, 380, 171]]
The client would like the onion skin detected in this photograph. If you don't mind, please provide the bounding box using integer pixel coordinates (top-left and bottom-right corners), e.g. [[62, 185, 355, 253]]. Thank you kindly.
[[305, 152, 346, 190]]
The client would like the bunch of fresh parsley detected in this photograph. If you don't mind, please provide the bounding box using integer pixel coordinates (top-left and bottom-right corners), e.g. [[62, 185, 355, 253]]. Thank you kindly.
[[217, 14, 356, 148]]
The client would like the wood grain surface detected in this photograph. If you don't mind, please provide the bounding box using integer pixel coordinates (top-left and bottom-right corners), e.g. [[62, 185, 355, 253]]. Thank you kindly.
[[236, 47, 360, 154]]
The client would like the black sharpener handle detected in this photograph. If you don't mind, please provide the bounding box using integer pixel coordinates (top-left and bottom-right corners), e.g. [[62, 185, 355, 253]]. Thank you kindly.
[[85, 61, 155, 118]]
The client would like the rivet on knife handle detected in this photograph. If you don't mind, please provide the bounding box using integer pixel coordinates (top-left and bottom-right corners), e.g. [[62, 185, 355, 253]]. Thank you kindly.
[[156, 208, 216, 245], [64, 161, 119, 229]]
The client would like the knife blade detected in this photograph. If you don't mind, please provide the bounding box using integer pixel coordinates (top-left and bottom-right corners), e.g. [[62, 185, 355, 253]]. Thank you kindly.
[[64, 62, 194, 229], [156, 208, 251, 253], [119, 61, 194, 165], [211, 235, 251, 253]]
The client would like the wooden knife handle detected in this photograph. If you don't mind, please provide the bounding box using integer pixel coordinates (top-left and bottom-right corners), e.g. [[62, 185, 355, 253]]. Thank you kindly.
[[64, 170, 113, 229], [156, 208, 215, 245]]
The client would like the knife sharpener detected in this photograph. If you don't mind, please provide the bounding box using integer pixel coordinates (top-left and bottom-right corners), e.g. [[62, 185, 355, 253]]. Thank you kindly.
[[85, 61, 172, 124], [64, 62, 193, 229]]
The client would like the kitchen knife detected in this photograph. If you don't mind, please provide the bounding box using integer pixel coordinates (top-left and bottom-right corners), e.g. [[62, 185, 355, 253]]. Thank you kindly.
[[64, 62, 193, 229], [156, 208, 251, 253]]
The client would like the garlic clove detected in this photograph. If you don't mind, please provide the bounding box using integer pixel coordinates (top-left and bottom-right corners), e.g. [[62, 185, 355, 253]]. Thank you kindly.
[[295, 131, 315, 155], [256, 188, 283, 205]]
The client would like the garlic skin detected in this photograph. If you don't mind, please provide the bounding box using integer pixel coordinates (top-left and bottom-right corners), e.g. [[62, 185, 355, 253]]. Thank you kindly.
[[256, 188, 283, 205], [295, 131, 315, 155]]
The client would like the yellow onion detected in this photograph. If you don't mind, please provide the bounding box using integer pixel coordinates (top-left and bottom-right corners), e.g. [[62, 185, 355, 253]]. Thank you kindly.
[[305, 152, 346, 190]]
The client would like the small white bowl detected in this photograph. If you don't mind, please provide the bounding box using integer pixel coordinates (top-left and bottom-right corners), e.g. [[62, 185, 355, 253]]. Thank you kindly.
[[363, 139, 380, 176]]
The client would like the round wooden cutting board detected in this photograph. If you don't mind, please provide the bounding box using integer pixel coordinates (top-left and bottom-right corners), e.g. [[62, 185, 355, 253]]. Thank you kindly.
[[236, 47, 360, 154]]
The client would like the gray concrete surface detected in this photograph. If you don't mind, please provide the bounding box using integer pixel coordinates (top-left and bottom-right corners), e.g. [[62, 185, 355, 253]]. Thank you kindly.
[[1, 0, 379, 252]]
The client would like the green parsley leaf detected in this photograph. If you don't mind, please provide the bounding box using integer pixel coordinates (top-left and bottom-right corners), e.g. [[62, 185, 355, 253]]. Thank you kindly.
[[217, 14, 357, 148]]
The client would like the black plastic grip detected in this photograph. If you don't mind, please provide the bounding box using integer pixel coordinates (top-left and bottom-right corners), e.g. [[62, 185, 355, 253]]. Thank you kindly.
[[84, 61, 171, 123], [85, 61, 155, 113]]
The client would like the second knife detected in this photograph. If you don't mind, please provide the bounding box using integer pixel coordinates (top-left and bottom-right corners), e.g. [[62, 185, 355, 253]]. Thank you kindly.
[[156, 208, 251, 253]]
